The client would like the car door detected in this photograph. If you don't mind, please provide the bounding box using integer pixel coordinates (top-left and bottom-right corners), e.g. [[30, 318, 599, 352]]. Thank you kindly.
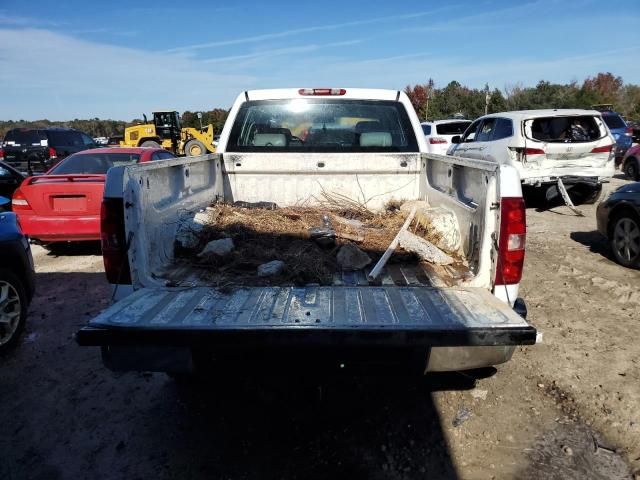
[[449, 119, 482, 158], [481, 117, 514, 164]]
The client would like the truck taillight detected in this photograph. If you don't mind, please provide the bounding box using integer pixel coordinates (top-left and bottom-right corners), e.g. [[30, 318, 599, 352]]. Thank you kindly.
[[298, 88, 346, 96], [48, 147, 57, 159], [495, 197, 526, 286], [0, 147, 4, 159], [11, 188, 32, 211], [429, 137, 447, 144], [101, 198, 131, 284]]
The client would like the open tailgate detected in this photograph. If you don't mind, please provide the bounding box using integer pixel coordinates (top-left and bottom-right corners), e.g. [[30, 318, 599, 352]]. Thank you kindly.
[[77, 286, 536, 347]]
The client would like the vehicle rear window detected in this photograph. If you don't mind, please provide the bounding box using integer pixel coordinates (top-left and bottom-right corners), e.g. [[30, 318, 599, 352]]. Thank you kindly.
[[46, 130, 85, 147], [602, 114, 626, 130], [3, 130, 45, 146], [528, 116, 603, 143], [227, 99, 419, 152], [49, 152, 141, 174], [435, 121, 471, 135]]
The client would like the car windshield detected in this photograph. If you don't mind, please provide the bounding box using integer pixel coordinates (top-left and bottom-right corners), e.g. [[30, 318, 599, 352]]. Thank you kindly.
[[435, 121, 472, 135], [528, 115, 603, 143], [602, 114, 626, 130], [227, 99, 419, 152], [49, 152, 141, 174]]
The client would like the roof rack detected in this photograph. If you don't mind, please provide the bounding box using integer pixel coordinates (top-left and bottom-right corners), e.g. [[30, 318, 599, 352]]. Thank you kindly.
[[591, 104, 614, 112]]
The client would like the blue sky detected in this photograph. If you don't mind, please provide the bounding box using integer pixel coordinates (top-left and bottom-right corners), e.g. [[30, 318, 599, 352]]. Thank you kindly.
[[1, 0, 638, 120]]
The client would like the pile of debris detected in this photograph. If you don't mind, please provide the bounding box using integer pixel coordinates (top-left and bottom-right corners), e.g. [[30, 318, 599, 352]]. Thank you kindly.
[[173, 200, 463, 287]]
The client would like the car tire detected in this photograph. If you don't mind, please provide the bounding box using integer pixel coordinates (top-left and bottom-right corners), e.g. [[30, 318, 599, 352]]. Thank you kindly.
[[0, 268, 27, 354], [579, 184, 604, 205], [610, 213, 640, 269], [623, 157, 639, 181], [141, 140, 161, 148], [185, 140, 206, 156]]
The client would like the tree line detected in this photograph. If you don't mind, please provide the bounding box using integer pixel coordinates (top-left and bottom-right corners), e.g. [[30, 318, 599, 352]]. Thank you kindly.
[[405, 72, 640, 122], [1, 72, 638, 138], [0, 109, 231, 139]]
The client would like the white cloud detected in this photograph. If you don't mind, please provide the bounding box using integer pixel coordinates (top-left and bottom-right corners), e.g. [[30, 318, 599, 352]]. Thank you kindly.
[[0, 28, 254, 120], [166, 6, 459, 53]]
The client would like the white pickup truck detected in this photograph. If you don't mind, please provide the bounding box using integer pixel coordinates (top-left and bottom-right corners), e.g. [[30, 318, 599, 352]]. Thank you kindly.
[[77, 88, 536, 375]]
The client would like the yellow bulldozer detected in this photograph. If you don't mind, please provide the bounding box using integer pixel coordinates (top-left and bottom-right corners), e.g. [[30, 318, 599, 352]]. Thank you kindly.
[[120, 111, 215, 156]]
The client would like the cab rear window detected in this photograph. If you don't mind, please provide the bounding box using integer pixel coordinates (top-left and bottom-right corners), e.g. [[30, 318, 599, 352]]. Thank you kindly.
[[528, 116, 603, 143], [227, 99, 419, 152]]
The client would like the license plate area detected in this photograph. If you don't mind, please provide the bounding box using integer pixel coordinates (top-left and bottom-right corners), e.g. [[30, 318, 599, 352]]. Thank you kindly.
[[52, 195, 87, 212]]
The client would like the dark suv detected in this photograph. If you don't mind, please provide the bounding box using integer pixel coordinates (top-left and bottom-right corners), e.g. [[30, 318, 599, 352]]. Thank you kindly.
[[0, 127, 97, 174], [598, 110, 633, 163]]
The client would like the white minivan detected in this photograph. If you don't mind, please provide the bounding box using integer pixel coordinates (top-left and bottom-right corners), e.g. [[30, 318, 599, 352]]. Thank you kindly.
[[447, 109, 616, 199]]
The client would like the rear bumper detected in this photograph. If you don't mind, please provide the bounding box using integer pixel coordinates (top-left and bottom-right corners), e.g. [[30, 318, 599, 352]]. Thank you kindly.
[[521, 174, 610, 187], [17, 213, 100, 241], [518, 162, 615, 185]]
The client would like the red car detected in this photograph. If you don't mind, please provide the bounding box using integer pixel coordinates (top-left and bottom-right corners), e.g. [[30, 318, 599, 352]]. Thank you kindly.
[[622, 144, 640, 181], [11, 147, 174, 243]]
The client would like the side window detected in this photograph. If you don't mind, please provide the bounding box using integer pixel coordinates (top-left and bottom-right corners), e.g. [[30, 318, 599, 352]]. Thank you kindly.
[[491, 118, 513, 140], [0, 166, 12, 178], [461, 120, 482, 142], [81, 133, 95, 146], [157, 151, 175, 160], [476, 119, 497, 142]]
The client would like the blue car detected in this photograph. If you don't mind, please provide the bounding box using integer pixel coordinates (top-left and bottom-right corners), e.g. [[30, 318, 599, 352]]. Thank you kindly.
[[0, 196, 35, 352], [600, 110, 633, 163]]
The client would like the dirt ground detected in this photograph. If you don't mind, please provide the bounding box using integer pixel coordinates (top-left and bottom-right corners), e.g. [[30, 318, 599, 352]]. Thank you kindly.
[[1, 176, 638, 480]]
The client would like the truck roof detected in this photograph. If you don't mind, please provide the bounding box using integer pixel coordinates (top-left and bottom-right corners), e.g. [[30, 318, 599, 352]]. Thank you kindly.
[[244, 88, 401, 101]]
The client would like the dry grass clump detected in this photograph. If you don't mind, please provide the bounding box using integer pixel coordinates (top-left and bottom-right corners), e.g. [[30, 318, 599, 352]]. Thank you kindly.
[[175, 203, 421, 286]]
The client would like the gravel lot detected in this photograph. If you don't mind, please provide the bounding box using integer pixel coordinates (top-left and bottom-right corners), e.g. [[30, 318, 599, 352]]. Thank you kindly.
[[1, 177, 638, 479]]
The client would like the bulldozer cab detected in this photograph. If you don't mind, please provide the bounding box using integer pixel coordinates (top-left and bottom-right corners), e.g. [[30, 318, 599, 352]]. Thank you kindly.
[[153, 111, 181, 141]]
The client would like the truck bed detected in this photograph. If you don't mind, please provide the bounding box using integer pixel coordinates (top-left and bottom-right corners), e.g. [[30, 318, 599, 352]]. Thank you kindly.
[[77, 285, 535, 347]]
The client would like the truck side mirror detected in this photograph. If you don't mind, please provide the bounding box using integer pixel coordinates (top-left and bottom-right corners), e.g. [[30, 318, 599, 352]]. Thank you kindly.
[[451, 135, 462, 144]]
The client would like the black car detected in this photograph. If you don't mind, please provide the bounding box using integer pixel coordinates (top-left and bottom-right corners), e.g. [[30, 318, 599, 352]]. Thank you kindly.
[[597, 182, 640, 268], [0, 127, 97, 174], [0, 161, 25, 203], [0, 197, 36, 352]]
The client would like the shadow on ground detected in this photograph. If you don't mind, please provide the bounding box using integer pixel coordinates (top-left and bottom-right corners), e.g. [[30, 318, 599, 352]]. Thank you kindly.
[[522, 184, 602, 212], [154, 373, 469, 479], [1, 271, 468, 480], [41, 240, 102, 257], [570, 230, 614, 260]]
